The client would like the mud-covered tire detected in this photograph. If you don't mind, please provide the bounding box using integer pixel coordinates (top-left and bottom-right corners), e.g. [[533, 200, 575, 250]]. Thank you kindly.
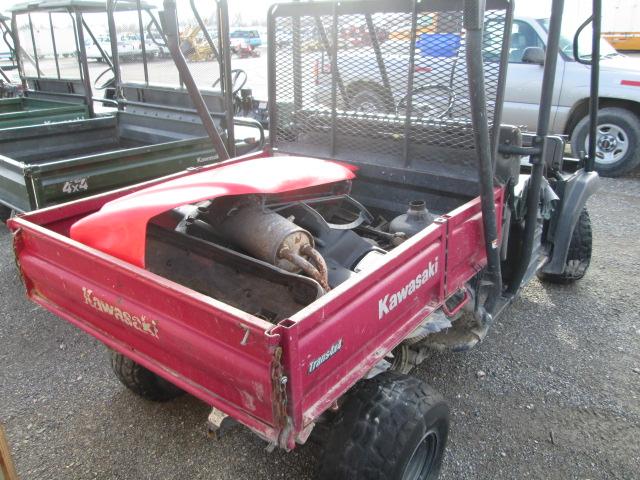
[[110, 350, 184, 402], [571, 107, 640, 177], [538, 208, 592, 284], [316, 372, 449, 480]]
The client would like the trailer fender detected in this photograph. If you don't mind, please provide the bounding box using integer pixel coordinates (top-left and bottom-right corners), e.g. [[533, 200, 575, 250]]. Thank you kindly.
[[542, 170, 599, 275]]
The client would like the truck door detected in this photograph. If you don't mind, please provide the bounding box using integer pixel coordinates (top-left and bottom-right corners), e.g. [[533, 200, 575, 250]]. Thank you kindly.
[[502, 19, 564, 131]]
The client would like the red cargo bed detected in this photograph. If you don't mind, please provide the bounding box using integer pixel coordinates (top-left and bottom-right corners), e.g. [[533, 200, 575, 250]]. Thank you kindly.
[[9, 151, 503, 449]]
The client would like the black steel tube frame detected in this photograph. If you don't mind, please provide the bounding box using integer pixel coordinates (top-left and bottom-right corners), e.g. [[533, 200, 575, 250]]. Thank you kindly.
[[189, 0, 221, 63], [69, 11, 85, 84], [365, 13, 393, 108], [107, 0, 123, 103], [267, 5, 277, 149], [507, 0, 565, 295], [160, 0, 229, 161], [82, 18, 114, 71], [27, 14, 40, 79], [314, 16, 350, 110], [330, 2, 339, 155], [464, 0, 502, 315], [48, 13, 61, 79], [402, 0, 419, 167], [216, 0, 236, 156], [572, 4, 600, 172], [491, 3, 514, 170], [292, 13, 302, 114], [75, 12, 95, 117], [586, 0, 601, 172], [136, 0, 150, 84], [0, 19, 15, 58], [9, 14, 26, 90], [0, 67, 9, 84]]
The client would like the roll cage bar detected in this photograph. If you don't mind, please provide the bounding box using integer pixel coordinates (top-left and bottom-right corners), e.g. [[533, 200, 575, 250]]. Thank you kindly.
[[152, 0, 603, 319]]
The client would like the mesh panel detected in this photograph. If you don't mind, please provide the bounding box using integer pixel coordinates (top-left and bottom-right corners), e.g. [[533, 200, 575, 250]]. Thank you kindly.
[[269, 1, 511, 169]]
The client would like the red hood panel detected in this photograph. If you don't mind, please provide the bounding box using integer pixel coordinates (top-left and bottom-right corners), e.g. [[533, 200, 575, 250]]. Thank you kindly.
[[70, 156, 355, 267]]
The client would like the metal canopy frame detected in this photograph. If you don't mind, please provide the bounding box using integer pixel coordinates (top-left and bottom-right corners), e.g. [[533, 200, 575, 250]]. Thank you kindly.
[[0, 15, 16, 83], [267, 0, 513, 169], [8, 0, 156, 15], [9, 0, 141, 109], [267, 0, 513, 316]]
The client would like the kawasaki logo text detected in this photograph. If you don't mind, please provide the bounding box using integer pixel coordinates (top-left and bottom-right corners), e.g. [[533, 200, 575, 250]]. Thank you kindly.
[[82, 287, 159, 339], [378, 258, 439, 320]]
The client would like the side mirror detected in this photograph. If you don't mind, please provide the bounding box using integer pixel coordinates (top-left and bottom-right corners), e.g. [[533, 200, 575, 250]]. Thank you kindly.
[[521, 46, 545, 65]]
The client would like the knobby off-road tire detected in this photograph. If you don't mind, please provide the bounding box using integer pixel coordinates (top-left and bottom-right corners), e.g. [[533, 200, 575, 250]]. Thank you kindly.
[[316, 372, 449, 480], [110, 351, 184, 402], [538, 208, 592, 284], [571, 107, 640, 177]]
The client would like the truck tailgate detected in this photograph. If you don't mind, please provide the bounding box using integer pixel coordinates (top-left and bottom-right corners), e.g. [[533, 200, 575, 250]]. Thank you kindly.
[[9, 171, 503, 449], [11, 214, 286, 443]]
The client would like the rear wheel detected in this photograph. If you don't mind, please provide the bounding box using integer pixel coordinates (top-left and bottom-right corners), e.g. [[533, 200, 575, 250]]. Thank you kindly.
[[110, 350, 184, 402], [571, 107, 640, 177], [316, 371, 449, 480], [538, 208, 592, 284]]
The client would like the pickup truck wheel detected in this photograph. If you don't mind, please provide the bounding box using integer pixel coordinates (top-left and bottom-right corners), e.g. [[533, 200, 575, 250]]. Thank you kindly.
[[571, 107, 640, 177], [110, 351, 184, 402], [349, 86, 390, 113], [537, 208, 592, 284], [316, 372, 449, 480]]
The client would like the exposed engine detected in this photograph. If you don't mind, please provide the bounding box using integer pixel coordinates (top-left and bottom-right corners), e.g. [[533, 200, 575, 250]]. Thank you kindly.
[[146, 189, 435, 323]]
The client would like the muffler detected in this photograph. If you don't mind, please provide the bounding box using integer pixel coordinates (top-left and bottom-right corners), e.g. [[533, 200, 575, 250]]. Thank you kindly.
[[212, 203, 330, 291]]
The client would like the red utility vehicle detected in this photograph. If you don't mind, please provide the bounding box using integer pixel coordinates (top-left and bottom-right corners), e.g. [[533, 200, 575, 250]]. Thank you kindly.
[[8, 0, 601, 478]]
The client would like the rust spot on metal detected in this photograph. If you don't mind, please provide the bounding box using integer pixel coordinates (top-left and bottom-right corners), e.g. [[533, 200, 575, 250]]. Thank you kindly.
[[270, 346, 288, 430]]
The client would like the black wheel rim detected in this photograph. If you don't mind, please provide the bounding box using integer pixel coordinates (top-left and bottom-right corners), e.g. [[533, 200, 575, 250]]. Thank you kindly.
[[402, 430, 439, 480]]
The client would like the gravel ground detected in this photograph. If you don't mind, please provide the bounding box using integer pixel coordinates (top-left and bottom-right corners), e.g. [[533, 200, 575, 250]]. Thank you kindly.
[[1, 175, 640, 479]]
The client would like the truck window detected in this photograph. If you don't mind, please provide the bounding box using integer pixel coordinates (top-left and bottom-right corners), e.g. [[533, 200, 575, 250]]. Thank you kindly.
[[509, 20, 545, 63]]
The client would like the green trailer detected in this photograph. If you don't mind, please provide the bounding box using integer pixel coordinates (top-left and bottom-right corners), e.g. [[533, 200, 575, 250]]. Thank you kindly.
[[0, 1, 121, 126], [0, 97, 89, 128], [0, 0, 263, 221], [0, 110, 249, 217]]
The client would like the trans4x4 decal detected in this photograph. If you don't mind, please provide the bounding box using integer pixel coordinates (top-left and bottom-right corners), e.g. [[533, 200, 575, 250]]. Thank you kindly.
[[308, 339, 343, 374]]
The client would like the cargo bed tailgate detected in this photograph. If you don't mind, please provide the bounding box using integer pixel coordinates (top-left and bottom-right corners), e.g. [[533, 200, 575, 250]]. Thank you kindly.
[[10, 214, 287, 443]]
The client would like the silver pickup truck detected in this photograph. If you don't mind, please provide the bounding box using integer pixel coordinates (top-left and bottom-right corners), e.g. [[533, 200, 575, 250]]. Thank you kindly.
[[313, 16, 640, 176], [504, 17, 640, 177]]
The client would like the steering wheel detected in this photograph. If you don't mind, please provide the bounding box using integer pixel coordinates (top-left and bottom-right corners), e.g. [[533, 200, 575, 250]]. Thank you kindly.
[[212, 69, 248, 96], [94, 66, 115, 90], [146, 19, 167, 49]]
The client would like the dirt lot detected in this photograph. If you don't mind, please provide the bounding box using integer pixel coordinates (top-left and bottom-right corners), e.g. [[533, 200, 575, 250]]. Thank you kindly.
[[1, 173, 639, 479]]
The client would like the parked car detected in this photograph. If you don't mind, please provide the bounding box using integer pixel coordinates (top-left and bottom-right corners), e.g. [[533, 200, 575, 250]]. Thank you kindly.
[[229, 29, 262, 49], [116, 33, 162, 61]]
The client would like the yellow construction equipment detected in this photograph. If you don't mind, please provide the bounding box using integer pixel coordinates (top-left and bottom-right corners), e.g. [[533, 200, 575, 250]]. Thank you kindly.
[[179, 25, 215, 62]]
